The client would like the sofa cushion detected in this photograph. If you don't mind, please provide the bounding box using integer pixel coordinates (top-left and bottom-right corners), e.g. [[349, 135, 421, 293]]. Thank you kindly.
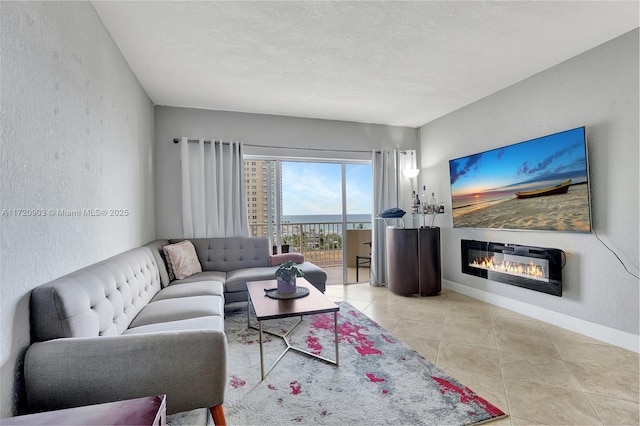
[[124, 316, 224, 335], [172, 271, 227, 286], [129, 296, 224, 329], [152, 281, 224, 302], [225, 266, 279, 294], [163, 240, 202, 280]]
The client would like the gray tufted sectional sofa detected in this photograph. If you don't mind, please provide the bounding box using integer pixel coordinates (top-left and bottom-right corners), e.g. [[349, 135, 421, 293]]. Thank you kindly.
[[24, 236, 327, 424]]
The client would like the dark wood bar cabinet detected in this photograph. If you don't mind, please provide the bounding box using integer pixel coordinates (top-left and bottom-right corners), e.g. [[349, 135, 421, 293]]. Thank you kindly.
[[386, 226, 441, 296]]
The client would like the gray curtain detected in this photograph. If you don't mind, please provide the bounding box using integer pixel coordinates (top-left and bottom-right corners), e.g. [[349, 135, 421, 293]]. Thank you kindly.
[[180, 138, 249, 237], [370, 149, 399, 286]]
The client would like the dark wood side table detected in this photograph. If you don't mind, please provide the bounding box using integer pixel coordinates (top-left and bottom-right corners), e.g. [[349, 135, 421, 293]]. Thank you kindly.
[[0, 395, 166, 425]]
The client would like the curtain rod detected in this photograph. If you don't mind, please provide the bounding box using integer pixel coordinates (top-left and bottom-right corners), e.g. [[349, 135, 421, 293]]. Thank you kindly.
[[173, 138, 382, 154]]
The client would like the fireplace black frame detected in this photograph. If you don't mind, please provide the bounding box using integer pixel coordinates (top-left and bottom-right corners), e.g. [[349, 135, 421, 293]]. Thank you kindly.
[[461, 239, 563, 297]]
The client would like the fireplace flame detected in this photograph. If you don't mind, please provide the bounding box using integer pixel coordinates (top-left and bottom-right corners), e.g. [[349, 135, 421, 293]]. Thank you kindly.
[[470, 257, 546, 280]]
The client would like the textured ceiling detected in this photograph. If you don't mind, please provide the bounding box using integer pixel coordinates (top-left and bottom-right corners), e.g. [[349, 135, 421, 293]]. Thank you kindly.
[[92, 1, 638, 128]]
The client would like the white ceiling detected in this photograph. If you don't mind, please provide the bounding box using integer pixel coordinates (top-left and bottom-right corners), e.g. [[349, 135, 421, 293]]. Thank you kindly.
[[92, 1, 638, 128]]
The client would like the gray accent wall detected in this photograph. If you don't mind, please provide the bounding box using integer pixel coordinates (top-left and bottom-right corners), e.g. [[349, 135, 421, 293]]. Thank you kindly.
[[1, 2, 155, 417], [419, 30, 639, 338], [154, 106, 420, 238]]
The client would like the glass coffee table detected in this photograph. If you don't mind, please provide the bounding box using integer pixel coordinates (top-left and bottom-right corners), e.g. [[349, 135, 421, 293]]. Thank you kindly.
[[247, 278, 339, 380]]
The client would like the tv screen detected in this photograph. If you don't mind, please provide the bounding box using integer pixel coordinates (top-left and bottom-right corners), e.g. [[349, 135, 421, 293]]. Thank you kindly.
[[449, 127, 592, 233]]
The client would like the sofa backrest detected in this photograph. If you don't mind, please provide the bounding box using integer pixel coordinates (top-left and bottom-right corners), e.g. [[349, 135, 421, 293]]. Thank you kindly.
[[30, 247, 162, 342], [169, 237, 270, 272]]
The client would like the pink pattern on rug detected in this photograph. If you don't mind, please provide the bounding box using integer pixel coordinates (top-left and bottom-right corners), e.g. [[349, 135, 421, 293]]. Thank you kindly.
[[307, 335, 323, 354], [432, 376, 505, 417], [366, 373, 385, 383], [229, 375, 246, 389], [366, 373, 390, 395], [290, 380, 302, 395], [312, 313, 381, 356]]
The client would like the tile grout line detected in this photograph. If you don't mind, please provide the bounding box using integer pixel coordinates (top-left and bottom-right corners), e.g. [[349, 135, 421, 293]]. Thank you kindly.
[[490, 309, 513, 423], [542, 325, 607, 425]]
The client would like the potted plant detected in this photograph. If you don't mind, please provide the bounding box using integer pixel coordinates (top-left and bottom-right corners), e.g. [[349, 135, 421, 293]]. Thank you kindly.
[[275, 260, 305, 293]]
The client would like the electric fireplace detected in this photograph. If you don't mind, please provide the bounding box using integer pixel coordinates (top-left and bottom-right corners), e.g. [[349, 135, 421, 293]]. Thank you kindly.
[[461, 240, 564, 296]]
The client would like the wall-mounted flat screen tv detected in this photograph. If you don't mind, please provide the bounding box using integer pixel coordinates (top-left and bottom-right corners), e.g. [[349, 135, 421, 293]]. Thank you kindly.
[[449, 127, 592, 233]]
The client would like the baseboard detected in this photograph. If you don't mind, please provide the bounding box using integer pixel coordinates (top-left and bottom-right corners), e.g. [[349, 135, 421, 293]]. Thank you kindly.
[[443, 279, 639, 353]]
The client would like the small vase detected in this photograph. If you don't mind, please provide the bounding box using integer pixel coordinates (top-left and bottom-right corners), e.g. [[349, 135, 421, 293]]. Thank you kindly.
[[277, 276, 297, 294]]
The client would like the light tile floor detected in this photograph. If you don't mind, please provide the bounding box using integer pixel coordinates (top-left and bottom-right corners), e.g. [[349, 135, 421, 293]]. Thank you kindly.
[[324, 283, 639, 426]]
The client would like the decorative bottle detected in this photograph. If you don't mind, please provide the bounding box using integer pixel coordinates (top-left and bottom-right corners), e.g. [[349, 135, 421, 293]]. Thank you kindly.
[[429, 192, 437, 214], [421, 185, 428, 213]]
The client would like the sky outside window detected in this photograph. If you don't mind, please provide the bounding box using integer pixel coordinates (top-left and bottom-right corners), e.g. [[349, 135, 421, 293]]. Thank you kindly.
[[282, 162, 372, 216]]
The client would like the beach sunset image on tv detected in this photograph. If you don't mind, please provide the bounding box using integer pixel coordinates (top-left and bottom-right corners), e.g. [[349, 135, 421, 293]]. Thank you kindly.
[[449, 127, 592, 232]]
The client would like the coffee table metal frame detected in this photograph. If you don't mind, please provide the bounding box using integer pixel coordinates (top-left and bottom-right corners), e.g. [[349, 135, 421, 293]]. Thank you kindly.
[[246, 278, 339, 380]]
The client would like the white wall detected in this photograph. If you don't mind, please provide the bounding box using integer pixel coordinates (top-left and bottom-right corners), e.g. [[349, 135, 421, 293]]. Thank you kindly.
[[154, 106, 419, 237], [419, 30, 639, 346], [0, 2, 155, 417]]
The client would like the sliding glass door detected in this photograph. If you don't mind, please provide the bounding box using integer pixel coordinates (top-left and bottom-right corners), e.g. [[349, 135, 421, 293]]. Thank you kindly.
[[345, 164, 373, 284], [245, 158, 371, 284]]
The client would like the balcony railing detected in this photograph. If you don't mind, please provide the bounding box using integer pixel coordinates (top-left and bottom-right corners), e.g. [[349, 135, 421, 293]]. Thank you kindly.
[[249, 222, 371, 268]]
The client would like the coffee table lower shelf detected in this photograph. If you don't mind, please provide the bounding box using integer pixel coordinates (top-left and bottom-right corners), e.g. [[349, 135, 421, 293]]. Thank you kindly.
[[246, 279, 340, 380]]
